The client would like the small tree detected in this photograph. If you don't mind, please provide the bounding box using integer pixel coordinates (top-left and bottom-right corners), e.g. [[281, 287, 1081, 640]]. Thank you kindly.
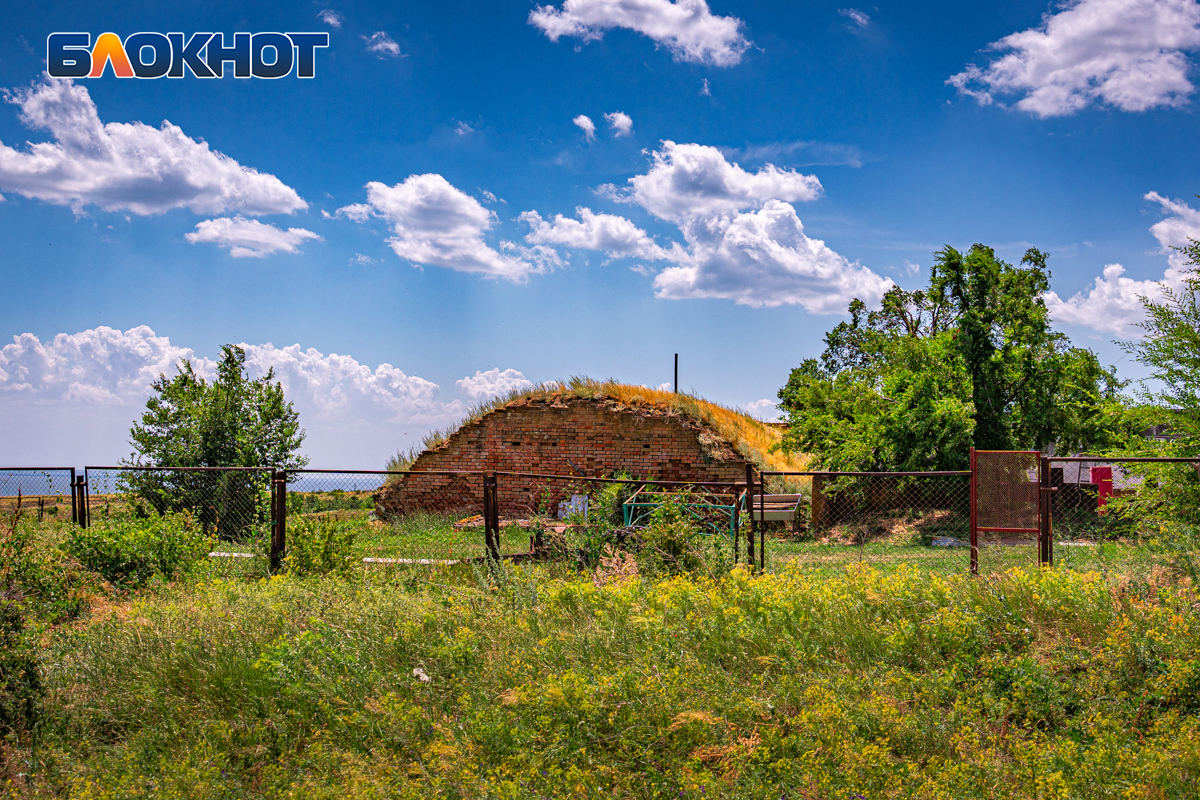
[[125, 345, 307, 538], [1113, 241, 1200, 526]]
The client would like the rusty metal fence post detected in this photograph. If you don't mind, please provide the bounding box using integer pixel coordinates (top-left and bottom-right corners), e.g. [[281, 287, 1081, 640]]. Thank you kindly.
[[483, 473, 500, 562], [1039, 455, 1054, 567], [69, 467, 78, 525], [270, 470, 286, 571], [969, 447, 978, 575], [745, 464, 756, 569]]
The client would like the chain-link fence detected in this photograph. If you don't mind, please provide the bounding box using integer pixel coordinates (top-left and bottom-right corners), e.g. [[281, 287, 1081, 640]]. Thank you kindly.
[[1049, 456, 1200, 539], [0, 467, 76, 522], [282, 469, 512, 565], [85, 466, 272, 540], [761, 471, 974, 573], [19, 453, 1192, 577]]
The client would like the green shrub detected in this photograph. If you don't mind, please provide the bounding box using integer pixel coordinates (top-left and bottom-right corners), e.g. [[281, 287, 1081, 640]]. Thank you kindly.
[[636, 492, 733, 577], [283, 517, 360, 578], [65, 511, 214, 588]]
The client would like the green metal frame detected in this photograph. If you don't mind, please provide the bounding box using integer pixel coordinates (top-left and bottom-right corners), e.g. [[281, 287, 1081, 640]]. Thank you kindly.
[[621, 486, 744, 538]]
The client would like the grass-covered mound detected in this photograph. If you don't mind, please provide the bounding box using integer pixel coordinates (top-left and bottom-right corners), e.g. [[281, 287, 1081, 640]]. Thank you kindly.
[[387, 376, 808, 475], [21, 563, 1200, 798]]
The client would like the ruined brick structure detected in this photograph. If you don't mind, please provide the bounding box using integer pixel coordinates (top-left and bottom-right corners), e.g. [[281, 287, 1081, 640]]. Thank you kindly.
[[375, 396, 752, 517]]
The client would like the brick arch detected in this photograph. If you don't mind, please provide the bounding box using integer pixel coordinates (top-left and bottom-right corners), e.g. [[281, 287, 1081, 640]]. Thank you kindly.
[[375, 397, 750, 516]]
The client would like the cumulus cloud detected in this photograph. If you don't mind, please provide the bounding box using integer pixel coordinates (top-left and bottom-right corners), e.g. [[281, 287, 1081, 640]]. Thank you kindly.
[[317, 9, 343, 27], [1045, 191, 1199, 334], [523, 142, 887, 311], [652, 200, 893, 310], [573, 114, 596, 141], [455, 368, 534, 402], [599, 140, 823, 223], [520, 206, 683, 261], [604, 111, 633, 136], [364, 31, 401, 57], [0, 326, 467, 427], [529, 0, 750, 66], [185, 216, 321, 258], [948, 0, 1200, 117], [743, 398, 782, 422], [336, 174, 548, 281], [0, 326, 210, 405], [0, 80, 305, 216], [239, 343, 461, 425]]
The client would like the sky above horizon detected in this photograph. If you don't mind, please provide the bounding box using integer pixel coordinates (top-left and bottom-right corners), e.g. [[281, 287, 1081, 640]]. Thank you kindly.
[[2, 0, 1199, 468]]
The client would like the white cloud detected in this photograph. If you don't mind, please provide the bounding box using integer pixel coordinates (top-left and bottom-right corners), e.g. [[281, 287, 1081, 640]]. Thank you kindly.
[[455, 368, 534, 402], [455, 121, 474, 135], [700, 78, 711, 96], [337, 174, 548, 281], [1045, 263, 1168, 333], [317, 9, 343, 27], [185, 216, 321, 258], [600, 140, 823, 223], [522, 142, 886, 312], [605, 111, 633, 136], [520, 206, 683, 261], [0, 326, 212, 404], [239, 343, 461, 425], [838, 8, 870, 29], [573, 114, 596, 141], [364, 31, 401, 57], [0, 326, 473, 466], [948, 0, 1200, 117], [1045, 191, 1199, 334], [1145, 189, 1200, 268], [0, 327, 466, 426], [529, 0, 750, 66], [743, 398, 782, 422], [652, 200, 893, 311], [0, 80, 305, 216]]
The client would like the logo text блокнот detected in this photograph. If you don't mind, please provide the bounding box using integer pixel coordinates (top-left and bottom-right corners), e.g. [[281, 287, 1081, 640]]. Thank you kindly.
[[47, 32, 330, 79]]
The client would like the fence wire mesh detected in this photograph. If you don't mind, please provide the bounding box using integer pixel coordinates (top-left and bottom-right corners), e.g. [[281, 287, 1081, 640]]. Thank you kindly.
[[764, 472, 972, 574], [1049, 458, 1200, 540], [85, 467, 271, 541], [0, 468, 75, 521], [972, 451, 1041, 575]]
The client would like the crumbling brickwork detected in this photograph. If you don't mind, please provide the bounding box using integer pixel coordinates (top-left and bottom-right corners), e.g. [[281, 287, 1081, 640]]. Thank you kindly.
[[376, 397, 750, 517]]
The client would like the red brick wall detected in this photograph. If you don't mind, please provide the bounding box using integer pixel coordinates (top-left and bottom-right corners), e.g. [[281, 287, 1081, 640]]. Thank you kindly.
[[376, 399, 749, 517]]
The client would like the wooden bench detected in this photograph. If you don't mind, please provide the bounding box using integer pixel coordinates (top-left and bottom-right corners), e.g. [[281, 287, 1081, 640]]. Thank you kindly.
[[748, 493, 803, 522]]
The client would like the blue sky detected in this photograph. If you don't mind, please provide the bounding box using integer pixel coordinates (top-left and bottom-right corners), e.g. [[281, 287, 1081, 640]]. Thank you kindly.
[[2, 0, 1199, 467]]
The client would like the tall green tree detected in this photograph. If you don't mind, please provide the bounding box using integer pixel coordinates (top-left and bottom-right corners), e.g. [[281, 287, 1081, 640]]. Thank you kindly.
[[778, 245, 1124, 471], [124, 346, 307, 537]]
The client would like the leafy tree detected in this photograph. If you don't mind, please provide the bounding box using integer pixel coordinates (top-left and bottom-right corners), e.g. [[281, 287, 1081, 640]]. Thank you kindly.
[[778, 245, 1124, 471], [1111, 241, 1200, 526], [124, 345, 307, 538]]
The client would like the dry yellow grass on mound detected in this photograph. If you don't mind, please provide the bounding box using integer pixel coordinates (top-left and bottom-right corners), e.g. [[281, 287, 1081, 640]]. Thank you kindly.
[[388, 376, 809, 474]]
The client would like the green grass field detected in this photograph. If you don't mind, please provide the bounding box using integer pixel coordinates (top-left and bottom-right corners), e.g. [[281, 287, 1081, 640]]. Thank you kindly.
[[4, 506, 1199, 799]]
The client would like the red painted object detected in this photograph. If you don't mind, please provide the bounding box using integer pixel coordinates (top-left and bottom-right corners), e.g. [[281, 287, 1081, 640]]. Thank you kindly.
[[1091, 466, 1113, 509]]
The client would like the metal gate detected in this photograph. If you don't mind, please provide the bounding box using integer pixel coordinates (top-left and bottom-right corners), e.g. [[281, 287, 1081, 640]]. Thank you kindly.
[[969, 448, 1047, 574]]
